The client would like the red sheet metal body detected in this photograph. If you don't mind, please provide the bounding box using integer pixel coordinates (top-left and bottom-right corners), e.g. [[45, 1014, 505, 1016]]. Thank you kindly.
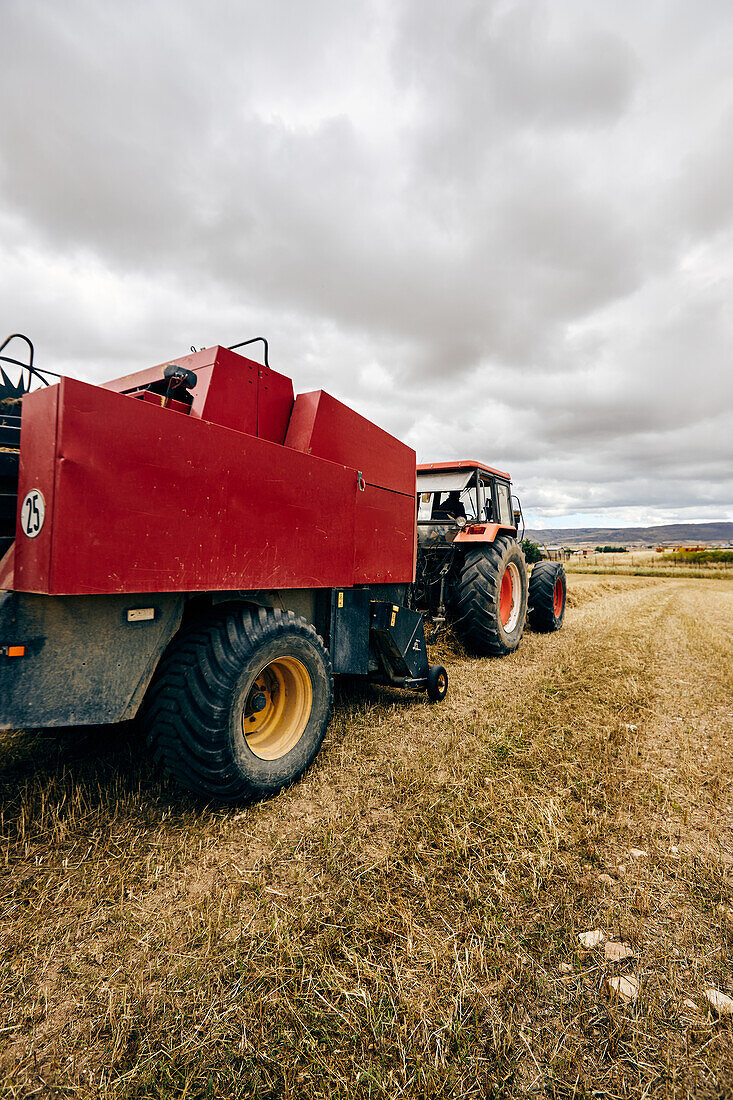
[[9, 347, 417, 595], [102, 346, 294, 444], [15, 384, 58, 590], [287, 390, 415, 495], [285, 389, 416, 582], [354, 485, 416, 584]]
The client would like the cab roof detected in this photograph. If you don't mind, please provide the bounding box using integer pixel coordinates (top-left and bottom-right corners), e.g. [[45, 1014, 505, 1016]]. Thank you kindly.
[[417, 460, 511, 481]]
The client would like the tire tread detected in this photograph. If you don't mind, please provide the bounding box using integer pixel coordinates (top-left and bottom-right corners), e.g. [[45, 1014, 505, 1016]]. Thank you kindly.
[[143, 607, 333, 802], [527, 561, 566, 632], [450, 536, 528, 656]]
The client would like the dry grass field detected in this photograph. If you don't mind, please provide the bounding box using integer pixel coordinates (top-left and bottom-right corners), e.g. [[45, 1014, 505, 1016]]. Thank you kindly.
[[1, 574, 732, 1098]]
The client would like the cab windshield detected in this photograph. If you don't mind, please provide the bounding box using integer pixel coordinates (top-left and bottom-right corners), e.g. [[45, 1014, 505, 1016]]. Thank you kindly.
[[418, 486, 479, 523]]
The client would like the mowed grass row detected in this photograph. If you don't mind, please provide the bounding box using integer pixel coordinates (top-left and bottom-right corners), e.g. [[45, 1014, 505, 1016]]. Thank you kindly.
[[0, 575, 731, 1098]]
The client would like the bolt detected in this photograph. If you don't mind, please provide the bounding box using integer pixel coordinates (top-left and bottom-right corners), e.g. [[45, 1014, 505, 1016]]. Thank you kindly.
[[250, 692, 267, 712]]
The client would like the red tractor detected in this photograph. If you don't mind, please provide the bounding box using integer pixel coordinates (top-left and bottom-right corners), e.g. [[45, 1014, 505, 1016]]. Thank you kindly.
[[412, 461, 566, 655], [0, 334, 448, 803]]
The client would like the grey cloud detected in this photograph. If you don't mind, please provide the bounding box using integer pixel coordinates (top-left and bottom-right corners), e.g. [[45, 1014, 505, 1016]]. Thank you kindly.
[[0, 0, 731, 528]]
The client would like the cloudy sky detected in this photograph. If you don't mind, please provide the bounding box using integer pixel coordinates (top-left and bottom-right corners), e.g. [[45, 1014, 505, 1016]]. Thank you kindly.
[[2, 0, 732, 527]]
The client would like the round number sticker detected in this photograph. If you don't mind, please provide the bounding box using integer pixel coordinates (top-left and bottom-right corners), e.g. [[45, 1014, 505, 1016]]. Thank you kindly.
[[20, 489, 45, 538]]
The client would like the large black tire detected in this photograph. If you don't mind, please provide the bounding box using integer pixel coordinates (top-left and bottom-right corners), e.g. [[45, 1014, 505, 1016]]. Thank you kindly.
[[143, 606, 333, 802], [450, 536, 528, 656], [527, 561, 566, 632]]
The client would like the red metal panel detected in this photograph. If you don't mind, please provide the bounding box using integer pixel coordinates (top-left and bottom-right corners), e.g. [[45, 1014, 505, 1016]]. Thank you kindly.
[[101, 347, 218, 398], [14, 378, 359, 595], [103, 347, 295, 442], [285, 390, 416, 496], [354, 485, 416, 583], [418, 459, 512, 481], [102, 347, 294, 443], [257, 365, 294, 445], [129, 390, 192, 415], [284, 391, 319, 453], [14, 385, 59, 594], [103, 347, 264, 437], [190, 353, 259, 435]]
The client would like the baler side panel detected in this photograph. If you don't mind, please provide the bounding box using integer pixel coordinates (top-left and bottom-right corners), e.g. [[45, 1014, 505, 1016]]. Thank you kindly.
[[102, 347, 295, 442], [285, 390, 416, 497], [15, 378, 359, 595], [191, 353, 259, 435], [353, 485, 417, 584], [257, 366, 295, 445], [14, 385, 59, 594], [100, 347, 218, 399], [285, 390, 417, 584], [284, 390, 318, 454]]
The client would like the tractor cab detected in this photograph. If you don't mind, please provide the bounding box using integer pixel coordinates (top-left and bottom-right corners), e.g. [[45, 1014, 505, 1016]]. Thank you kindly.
[[416, 461, 519, 550], [412, 460, 564, 656], [412, 460, 528, 647]]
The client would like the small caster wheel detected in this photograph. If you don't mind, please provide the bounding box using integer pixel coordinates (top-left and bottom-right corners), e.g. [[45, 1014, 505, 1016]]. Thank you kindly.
[[427, 664, 448, 702]]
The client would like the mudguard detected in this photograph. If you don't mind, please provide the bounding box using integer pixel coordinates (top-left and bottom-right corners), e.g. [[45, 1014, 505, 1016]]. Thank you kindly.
[[0, 591, 183, 728]]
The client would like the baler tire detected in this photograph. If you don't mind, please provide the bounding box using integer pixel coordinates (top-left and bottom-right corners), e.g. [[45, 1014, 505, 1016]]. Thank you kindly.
[[427, 664, 448, 702], [450, 537, 528, 656], [528, 561, 566, 632], [143, 607, 333, 802]]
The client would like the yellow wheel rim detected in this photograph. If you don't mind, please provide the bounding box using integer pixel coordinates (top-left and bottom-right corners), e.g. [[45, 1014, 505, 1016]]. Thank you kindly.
[[242, 656, 313, 760]]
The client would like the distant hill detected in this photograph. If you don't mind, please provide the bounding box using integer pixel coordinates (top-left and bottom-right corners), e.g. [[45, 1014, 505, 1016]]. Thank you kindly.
[[524, 522, 733, 547]]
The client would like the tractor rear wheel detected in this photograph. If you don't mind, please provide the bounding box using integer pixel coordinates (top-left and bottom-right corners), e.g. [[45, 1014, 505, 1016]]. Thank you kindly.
[[528, 561, 566, 632], [450, 536, 528, 656], [144, 607, 333, 802]]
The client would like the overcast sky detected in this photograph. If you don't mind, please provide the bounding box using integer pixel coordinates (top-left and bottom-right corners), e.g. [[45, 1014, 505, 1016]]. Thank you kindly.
[[2, 0, 732, 527]]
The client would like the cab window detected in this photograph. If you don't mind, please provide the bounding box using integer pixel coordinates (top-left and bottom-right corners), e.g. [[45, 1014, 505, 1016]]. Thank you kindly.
[[479, 478, 494, 521], [417, 492, 433, 521], [496, 481, 513, 526], [459, 485, 478, 522], [418, 487, 479, 522]]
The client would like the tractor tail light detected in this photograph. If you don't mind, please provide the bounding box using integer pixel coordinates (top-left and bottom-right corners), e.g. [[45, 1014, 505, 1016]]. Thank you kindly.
[[464, 525, 486, 535], [6, 646, 25, 657]]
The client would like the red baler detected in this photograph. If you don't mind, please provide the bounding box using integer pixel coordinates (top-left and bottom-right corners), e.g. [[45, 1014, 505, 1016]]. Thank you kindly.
[[0, 337, 447, 801]]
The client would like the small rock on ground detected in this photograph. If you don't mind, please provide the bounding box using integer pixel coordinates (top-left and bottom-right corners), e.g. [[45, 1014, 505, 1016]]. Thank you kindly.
[[605, 941, 635, 961], [606, 974, 640, 1003], [578, 928, 606, 949], [704, 988, 733, 1016]]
